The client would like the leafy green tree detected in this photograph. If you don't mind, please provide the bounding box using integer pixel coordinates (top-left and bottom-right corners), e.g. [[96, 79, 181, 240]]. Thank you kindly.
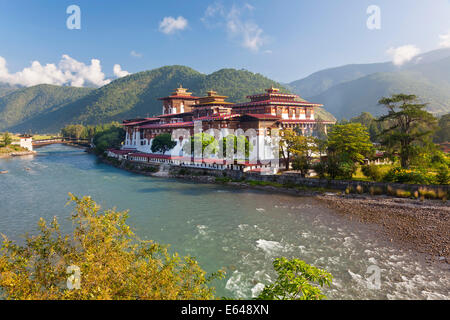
[[93, 125, 125, 154], [279, 129, 302, 170], [378, 94, 437, 169], [0, 194, 224, 300], [151, 133, 177, 155], [184, 132, 218, 157], [220, 135, 252, 159], [327, 123, 374, 164], [361, 164, 383, 181], [61, 124, 85, 140], [257, 257, 332, 300], [291, 136, 319, 177], [433, 113, 450, 143], [2, 132, 12, 146], [350, 112, 383, 142], [325, 153, 357, 180], [314, 116, 329, 141]]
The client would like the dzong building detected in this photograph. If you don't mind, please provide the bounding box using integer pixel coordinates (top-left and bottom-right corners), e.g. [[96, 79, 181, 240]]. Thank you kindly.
[[109, 86, 334, 173]]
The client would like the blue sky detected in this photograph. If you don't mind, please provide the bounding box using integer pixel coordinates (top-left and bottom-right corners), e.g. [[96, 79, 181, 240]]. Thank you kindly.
[[0, 0, 449, 86]]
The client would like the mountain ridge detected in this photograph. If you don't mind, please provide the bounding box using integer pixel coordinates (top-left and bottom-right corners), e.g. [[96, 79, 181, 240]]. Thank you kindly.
[[2, 66, 335, 133]]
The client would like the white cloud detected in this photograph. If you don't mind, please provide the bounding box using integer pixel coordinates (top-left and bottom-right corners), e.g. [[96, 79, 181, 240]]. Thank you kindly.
[[386, 45, 421, 66], [130, 50, 143, 58], [439, 31, 450, 48], [202, 2, 268, 52], [159, 16, 188, 34], [0, 55, 129, 87], [113, 64, 130, 78]]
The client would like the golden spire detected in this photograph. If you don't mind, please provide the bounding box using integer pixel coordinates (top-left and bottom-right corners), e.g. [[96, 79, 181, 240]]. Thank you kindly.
[[172, 85, 191, 96]]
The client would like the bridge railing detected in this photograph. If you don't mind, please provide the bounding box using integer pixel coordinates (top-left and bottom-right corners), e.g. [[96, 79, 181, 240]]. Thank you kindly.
[[33, 138, 90, 144]]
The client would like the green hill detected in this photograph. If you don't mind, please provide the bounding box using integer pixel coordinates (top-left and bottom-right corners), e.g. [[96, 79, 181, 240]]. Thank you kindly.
[[287, 49, 450, 119], [310, 70, 450, 119], [6, 66, 335, 133], [287, 62, 394, 98], [0, 83, 20, 97], [0, 84, 93, 131]]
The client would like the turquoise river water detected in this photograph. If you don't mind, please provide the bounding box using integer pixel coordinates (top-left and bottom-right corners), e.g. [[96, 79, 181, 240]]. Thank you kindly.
[[0, 144, 448, 299]]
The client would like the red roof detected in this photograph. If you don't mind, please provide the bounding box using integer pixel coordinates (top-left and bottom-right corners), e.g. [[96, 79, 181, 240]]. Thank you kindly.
[[195, 114, 240, 121], [233, 100, 323, 108], [122, 118, 159, 126], [240, 114, 280, 120], [157, 112, 193, 118], [139, 121, 194, 129]]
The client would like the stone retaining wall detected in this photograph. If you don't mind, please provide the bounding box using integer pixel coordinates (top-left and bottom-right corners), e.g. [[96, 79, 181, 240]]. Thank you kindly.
[[167, 163, 450, 194], [112, 157, 450, 195]]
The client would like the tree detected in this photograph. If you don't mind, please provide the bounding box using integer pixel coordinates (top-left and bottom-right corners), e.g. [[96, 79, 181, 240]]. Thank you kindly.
[[93, 125, 125, 154], [256, 257, 332, 300], [220, 135, 252, 159], [2, 132, 12, 147], [151, 133, 177, 155], [327, 123, 374, 164], [314, 116, 329, 141], [350, 112, 383, 142], [0, 194, 223, 300], [279, 130, 300, 170], [378, 94, 437, 169], [61, 124, 85, 140], [291, 136, 319, 177], [433, 113, 450, 144], [183, 133, 218, 157]]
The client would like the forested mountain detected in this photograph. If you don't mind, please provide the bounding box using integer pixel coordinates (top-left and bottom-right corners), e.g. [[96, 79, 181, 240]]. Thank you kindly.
[[309, 70, 450, 119], [0, 82, 20, 97], [288, 48, 450, 119], [0, 84, 93, 131], [286, 62, 394, 98], [3, 66, 335, 133]]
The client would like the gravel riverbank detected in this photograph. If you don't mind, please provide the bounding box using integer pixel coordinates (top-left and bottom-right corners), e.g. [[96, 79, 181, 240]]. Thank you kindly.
[[317, 194, 450, 265]]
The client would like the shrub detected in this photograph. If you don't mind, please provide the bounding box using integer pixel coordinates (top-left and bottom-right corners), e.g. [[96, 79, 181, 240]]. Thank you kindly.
[[0, 194, 223, 300], [383, 167, 434, 184], [256, 257, 332, 300], [395, 189, 411, 198], [215, 177, 231, 183], [361, 165, 383, 181], [312, 162, 327, 179], [387, 186, 411, 198], [436, 165, 450, 185], [418, 187, 437, 199], [282, 181, 297, 189], [355, 185, 364, 194], [437, 188, 448, 201]]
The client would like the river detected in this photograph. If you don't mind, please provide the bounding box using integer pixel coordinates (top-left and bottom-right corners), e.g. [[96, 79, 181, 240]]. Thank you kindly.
[[0, 144, 448, 299]]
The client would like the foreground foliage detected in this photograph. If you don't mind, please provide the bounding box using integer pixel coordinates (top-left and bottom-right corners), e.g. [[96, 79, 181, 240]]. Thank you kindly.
[[0, 194, 223, 300], [0, 194, 334, 300], [257, 257, 332, 300]]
